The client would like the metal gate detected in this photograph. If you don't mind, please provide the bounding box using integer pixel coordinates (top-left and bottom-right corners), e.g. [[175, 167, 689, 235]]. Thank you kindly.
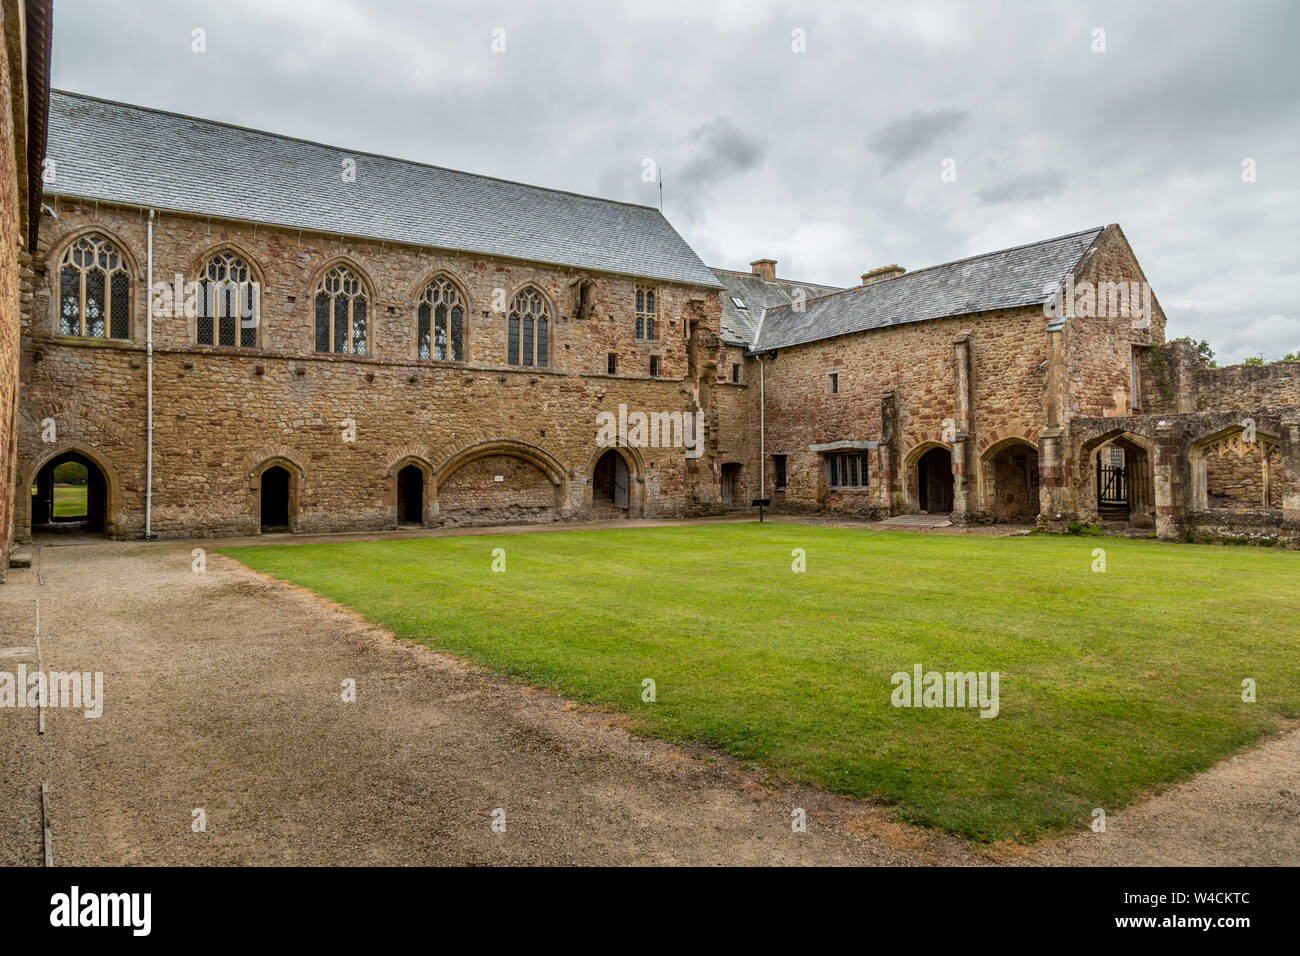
[[1098, 463, 1128, 507]]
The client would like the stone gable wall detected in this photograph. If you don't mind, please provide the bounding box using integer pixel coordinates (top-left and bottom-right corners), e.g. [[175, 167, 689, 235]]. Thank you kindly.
[[1062, 225, 1167, 420]]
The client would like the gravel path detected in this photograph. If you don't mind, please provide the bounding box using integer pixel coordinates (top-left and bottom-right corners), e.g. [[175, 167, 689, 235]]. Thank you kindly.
[[1, 532, 1294, 866]]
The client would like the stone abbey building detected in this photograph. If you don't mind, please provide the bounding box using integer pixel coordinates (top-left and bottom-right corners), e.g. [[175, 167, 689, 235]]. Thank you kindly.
[[3, 82, 1299, 567]]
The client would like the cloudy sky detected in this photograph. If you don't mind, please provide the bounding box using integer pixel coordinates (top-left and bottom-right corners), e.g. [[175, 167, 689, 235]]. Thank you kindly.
[[51, 0, 1300, 362]]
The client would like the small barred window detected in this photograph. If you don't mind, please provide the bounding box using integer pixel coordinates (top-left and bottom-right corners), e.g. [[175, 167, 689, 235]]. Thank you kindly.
[[57, 234, 130, 339], [827, 452, 869, 489]]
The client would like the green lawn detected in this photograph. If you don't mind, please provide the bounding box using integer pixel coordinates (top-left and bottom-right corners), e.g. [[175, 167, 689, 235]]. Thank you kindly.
[[221, 524, 1300, 842], [52, 483, 87, 517]]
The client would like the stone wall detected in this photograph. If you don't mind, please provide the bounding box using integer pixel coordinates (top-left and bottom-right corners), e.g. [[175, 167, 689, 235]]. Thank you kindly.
[[754, 303, 1052, 521], [0, 1, 25, 577], [1058, 410, 1298, 546], [438, 454, 557, 527], [16, 202, 731, 538], [1062, 225, 1167, 419], [1140, 339, 1300, 416]]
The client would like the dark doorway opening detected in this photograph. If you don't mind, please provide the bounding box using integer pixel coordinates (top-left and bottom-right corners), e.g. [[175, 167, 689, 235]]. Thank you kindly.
[[397, 465, 424, 525], [593, 449, 629, 514], [32, 452, 108, 535], [260, 466, 291, 531], [720, 462, 741, 508], [918, 447, 954, 514]]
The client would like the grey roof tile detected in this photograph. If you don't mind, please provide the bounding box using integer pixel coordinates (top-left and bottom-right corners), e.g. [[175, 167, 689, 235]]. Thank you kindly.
[[710, 268, 844, 345], [752, 227, 1105, 351], [45, 91, 723, 289]]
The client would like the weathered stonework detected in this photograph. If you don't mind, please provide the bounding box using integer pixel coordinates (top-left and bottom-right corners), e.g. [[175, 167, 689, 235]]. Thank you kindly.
[[16, 202, 732, 539], [8, 90, 1299, 552]]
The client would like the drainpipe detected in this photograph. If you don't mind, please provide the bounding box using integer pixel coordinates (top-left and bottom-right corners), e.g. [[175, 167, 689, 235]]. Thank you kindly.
[[145, 209, 155, 539], [759, 353, 766, 500]]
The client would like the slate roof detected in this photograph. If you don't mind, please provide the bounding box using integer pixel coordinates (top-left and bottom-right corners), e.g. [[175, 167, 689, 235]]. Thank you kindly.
[[752, 227, 1105, 351], [711, 268, 844, 345], [44, 91, 723, 289]]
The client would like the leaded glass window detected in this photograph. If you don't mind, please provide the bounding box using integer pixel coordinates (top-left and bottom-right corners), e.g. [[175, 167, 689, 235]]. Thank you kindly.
[[635, 285, 656, 339], [57, 234, 130, 339], [314, 264, 368, 355], [507, 288, 549, 367], [197, 250, 258, 348], [417, 276, 464, 360]]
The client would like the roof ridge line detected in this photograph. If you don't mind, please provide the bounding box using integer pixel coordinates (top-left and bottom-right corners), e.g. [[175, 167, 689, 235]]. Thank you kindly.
[[710, 266, 841, 287], [761, 226, 1106, 318], [50, 88, 667, 216]]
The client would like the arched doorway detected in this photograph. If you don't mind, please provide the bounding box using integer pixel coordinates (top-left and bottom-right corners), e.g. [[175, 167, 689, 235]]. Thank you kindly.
[[1084, 432, 1156, 527], [917, 447, 954, 514], [720, 462, 742, 508], [397, 464, 424, 525], [260, 466, 291, 531], [984, 440, 1040, 523], [31, 451, 108, 535], [593, 448, 630, 516]]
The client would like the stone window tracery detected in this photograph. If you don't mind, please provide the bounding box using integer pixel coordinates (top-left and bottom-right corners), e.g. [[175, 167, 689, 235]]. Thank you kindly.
[[57, 234, 130, 339]]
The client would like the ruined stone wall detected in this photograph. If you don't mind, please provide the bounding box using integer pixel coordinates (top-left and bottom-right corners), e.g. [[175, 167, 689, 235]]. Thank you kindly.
[[1140, 339, 1300, 416], [16, 203, 726, 538], [757, 304, 1051, 518], [1060, 410, 1298, 546], [1204, 443, 1277, 508]]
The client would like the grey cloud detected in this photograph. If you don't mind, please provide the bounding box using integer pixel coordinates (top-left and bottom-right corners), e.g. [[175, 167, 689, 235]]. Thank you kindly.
[[866, 108, 969, 170], [677, 117, 764, 190], [976, 170, 1069, 205], [47, 0, 1300, 355]]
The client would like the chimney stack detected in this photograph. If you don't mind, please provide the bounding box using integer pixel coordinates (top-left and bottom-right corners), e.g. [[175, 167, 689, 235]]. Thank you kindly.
[[860, 264, 905, 286], [750, 259, 777, 282]]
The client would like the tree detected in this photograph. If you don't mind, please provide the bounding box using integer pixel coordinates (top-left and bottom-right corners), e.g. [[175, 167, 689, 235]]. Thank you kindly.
[[1170, 336, 1217, 367]]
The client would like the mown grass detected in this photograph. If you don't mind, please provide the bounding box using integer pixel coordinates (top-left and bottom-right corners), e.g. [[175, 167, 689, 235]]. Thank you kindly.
[[52, 483, 87, 517], [222, 523, 1300, 841]]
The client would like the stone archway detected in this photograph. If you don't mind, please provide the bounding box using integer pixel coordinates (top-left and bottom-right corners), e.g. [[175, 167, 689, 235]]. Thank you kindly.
[[431, 440, 567, 527], [584, 442, 647, 518], [249, 456, 304, 534], [30, 449, 111, 537], [22, 445, 121, 539], [1079, 430, 1156, 527], [982, 438, 1040, 523], [592, 448, 630, 516], [904, 443, 954, 515], [385, 454, 435, 528], [1188, 425, 1280, 511]]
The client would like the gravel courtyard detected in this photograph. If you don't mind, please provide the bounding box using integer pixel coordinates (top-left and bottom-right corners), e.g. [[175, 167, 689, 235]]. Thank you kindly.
[[1, 529, 1295, 866]]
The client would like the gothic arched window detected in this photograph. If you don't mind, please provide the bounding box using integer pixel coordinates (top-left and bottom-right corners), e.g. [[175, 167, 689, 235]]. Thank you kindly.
[[314, 264, 368, 355], [197, 250, 259, 348], [57, 234, 130, 339], [507, 288, 549, 367], [417, 276, 464, 361]]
